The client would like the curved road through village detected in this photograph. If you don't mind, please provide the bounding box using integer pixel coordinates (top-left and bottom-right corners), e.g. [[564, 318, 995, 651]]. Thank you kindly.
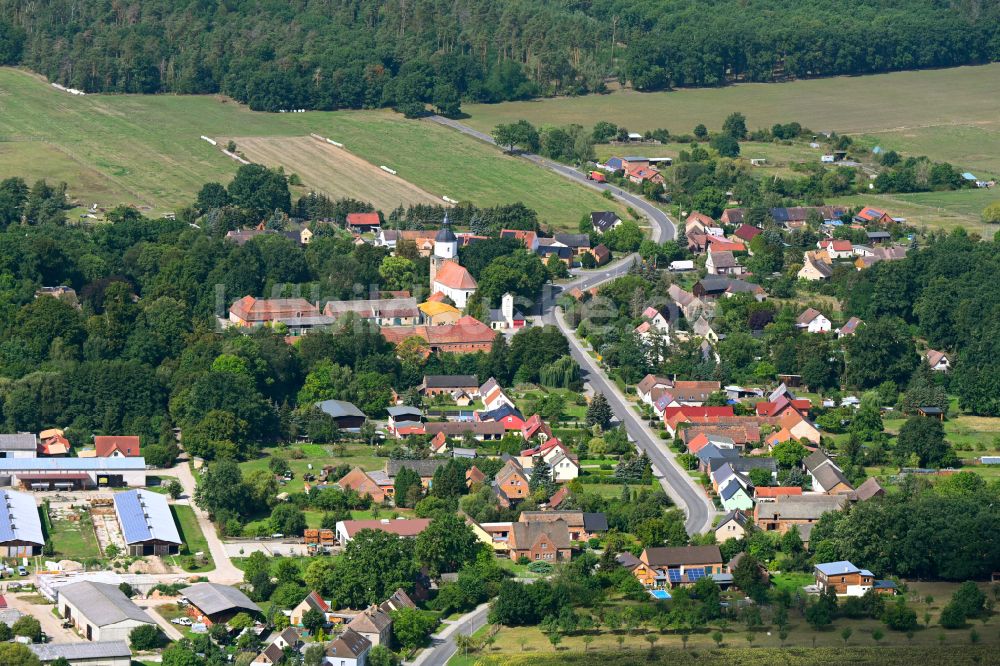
[[428, 115, 675, 243], [412, 117, 715, 666]]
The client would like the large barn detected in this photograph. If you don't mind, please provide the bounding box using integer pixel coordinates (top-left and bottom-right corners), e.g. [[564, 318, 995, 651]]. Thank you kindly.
[[113, 489, 182, 556], [0, 489, 44, 557], [0, 457, 146, 490]]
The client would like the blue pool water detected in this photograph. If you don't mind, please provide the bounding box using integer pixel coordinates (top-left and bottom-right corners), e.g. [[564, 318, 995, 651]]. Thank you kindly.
[[648, 589, 672, 600]]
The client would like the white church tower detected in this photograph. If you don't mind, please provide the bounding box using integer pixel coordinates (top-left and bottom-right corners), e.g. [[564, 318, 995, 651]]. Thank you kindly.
[[433, 213, 458, 260]]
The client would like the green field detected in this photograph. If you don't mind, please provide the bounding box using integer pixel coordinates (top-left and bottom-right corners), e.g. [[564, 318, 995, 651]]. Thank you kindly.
[[462, 64, 1000, 173], [171, 504, 214, 572], [0, 68, 621, 229], [238, 443, 384, 494], [47, 514, 102, 561]]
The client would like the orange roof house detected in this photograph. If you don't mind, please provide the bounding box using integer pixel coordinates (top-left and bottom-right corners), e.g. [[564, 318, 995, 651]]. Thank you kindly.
[[229, 296, 320, 326], [336, 467, 386, 503], [754, 486, 804, 499], [94, 436, 141, 457], [466, 466, 486, 487]]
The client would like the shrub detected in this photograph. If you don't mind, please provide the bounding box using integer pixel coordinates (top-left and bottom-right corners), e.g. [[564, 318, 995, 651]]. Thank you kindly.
[[130, 624, 167, 651]]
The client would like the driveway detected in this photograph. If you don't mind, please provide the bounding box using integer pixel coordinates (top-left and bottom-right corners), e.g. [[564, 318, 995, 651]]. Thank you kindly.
[[427, 115, 676, 243], [168, 460, 244, 584]]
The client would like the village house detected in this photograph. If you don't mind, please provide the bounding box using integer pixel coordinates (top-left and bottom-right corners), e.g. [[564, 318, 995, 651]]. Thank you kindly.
[[753, 486, 803, 501], [817, 238, 854, 259], [633, 545, 725, 588], [335, 518, 431, 544], [925, 349, 951, 372], [508, 519, 572, 562], [796, 308, 832, 333], [229, 296, 334, 336], [733, 224, 762, 244], [798, 251, 833, 281], [855, 245, 908, 269], [375, 229, 437, 253], [385, 459, 450, 489], [591, 211, 622, 234], [519, 511, 608, 542], [336, 467, 387, 504], [590, 243, 612, 266], [493, 458, 530, 506], [476, 403, 526, 430], [715, 510, 751, 542], [717, 472, 755, 511], [804, 451, 854, 494], [838, 316, 863, 337], [423, 421, 505, 441], [345, 605, 393, 646], [706, 250, 744, 276], [290, 591, 336, 627], [317, 400, 366, 431], [814, 561, 875, 597], [754, 495, 848, 544], [323, 628, 371, 666], [418, 299, 462, 326], [322, 298, 419, 327], [94, 436, 141, 458], [693, 277, 766, 301], [853, 206, 894, 225]]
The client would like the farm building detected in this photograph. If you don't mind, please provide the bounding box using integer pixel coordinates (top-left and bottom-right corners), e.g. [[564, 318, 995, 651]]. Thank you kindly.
[[0, 457, 146, 490], [113, 489, 182, 556], [316, 399, 367, 431], [30, 641, 132, 666], [57, 581, 156, 642], [0, 433, 38, 459], [183, 583, 262, 626], [335, 518, 432, 544], [0, 488, 44, 557]]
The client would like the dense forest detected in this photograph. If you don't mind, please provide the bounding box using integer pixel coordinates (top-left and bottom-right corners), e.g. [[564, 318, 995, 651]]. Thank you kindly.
[[0, 0, 997, 111]]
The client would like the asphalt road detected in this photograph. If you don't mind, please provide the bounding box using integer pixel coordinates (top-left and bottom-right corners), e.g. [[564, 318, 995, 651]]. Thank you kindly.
[[538, 264, 717, 535], [410, 604, 490, 666], [428, 115, 676, 243]]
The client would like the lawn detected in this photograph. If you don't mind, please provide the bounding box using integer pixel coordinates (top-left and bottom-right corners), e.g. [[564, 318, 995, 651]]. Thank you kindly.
[[515, 388, 589, 424], [832, 189, 999, 237], [171, 504, 215, 572], [0, 67, 623, 229], [47, 513, 102, 561], [238, 443, 384, 494]]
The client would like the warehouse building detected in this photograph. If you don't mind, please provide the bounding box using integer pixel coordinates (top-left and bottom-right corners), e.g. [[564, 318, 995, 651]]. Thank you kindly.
[[0, 433, 38, 459], [183, 582, 262, 626], [0, 457, 146, 490], [58, 581, 156, 642], [30, 641, 132, 666], [113, 489, 182, 556], [0, 488, 44, 557]]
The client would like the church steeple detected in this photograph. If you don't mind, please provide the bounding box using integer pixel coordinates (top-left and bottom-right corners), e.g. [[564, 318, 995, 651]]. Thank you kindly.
[[434, 213, 458, 259]]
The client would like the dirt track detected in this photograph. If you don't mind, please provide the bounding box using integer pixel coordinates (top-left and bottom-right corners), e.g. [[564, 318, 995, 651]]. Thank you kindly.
[[222, 135, 445, 211]]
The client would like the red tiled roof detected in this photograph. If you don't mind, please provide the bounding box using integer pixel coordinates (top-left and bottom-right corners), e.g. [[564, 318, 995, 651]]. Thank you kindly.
[[734, 224, 762, 242], [230, 296, 319, 323], [346, 212, 380, 226], [754, 486, 803, 498], [94, 436, 140, 457], [381, 316, 495, 347], [705, 237, 746, 252], [339, 518, 431, 538], [433, 260, 478, 290]]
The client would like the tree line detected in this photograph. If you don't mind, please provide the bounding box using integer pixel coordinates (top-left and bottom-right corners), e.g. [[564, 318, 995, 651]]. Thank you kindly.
[[1, 0, 997, 111]]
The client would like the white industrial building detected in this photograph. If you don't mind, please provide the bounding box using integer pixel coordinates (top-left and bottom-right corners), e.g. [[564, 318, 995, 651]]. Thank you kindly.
[[0, 488, 44, 557], [0, 433, 38, 458], [0, 457, 146, 490], [114, 489, 182, 556], [30, 641, 132, 666], [58, 581, 157, 642]]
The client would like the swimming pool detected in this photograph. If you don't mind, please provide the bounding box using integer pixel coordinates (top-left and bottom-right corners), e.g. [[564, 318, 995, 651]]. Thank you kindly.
[[648, 589, 672, 600]]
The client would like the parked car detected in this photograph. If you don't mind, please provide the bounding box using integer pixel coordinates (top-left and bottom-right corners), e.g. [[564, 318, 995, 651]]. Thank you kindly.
[[17, 566, 28, 576]]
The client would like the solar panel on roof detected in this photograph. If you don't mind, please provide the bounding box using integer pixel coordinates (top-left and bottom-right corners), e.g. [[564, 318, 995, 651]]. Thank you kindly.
[[667, 569, 682, 583], [114, 490, 152, 543], [687, 568, 706, 581]]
